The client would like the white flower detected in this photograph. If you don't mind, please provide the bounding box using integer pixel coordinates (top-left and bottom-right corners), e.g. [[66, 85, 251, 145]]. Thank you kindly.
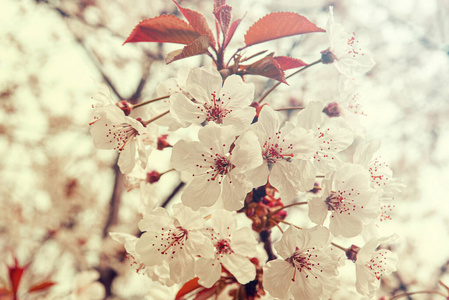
[[353, 140, 405, 239], [295, 102, 354, 174], [246, 105, 316, 200], [170, 66, 256, 130], [308, 163, 380, 238], [89, 85, 158, 174], [151, 68, 191, 130], [135, 204, 215, 284], [355, 236, 398, 298], [323, 6, 375, 79], [109, 232, 175, 286], [171, 123, 262, 211], [263, 226, 339, 300], [195, 210, 258, 288], [70, 270, 105, 300]]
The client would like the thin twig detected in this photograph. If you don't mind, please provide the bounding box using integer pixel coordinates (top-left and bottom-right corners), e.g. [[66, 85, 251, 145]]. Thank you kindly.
[[133, 95, 170, 109], [389, 291, 447, 300], [161, 182, 185, 208]]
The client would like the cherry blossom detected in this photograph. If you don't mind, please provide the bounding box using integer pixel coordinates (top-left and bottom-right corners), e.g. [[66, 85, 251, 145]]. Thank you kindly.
[[355, 236, 398, 298], [69, 270, 105, 300], [135, 204, 214, 284], [170, 66, 256, 130], [109, 232, 175, 286], [171, 123, 262, 210], [195, 210, 258, 288], [322, 6, 375, 79], [245, 105, 316, 200], [150, 69, 191, 130], [295, 102, 354, 174], [353, 140, 405, 238], [308, 163, 380, 238], [263, 226, 339, 300]]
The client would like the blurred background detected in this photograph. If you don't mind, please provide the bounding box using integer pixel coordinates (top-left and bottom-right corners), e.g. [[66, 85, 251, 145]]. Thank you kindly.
[[1, 0, 448, 299]]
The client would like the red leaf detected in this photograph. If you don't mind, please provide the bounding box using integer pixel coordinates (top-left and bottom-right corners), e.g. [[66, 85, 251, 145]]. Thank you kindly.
[[224, 14, 245, 49], [28, 281, 56, 293], [165, 35, 210, 64], [123, 15, 200, 45], [213, 5, 232, 37], [8, 258, 26, 296], [173, 1, 216, 47], [175, 277, 202, 300], [244, 12, 325, 47], [243, 56, 287, 84], [273, 56, 308, 70]]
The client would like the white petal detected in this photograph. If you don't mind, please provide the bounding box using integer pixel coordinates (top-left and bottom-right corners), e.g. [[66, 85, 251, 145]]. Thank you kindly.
[[171, 140, 213, 174], [221, 173, 251, 211], [220, 75, 254, 109], [170, 92, 205, 126], [221, 253, 256, 284], [244, 161, 269, 188], [263, 260, 294, 299], [232, 130, 263, 173], [308, 197, 329, 226], [329, 213, 363, 238], [181, 177, 222, 210], [117, 140, 136, 174], [186, 66, 223, 104], [223, 106, 256, 129], [230, 227, 258, 257], [195, 258, 221, 288], [186, 230, 215, 259]]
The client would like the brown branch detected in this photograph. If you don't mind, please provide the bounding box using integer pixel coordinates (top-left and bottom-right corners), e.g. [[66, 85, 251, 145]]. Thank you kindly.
[[260, 230, 277, 262], [161, 182, 185, 208]]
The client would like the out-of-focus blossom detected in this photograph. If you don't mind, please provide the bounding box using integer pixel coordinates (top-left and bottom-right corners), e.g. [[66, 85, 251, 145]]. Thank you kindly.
[[322, 6, 375, 79]]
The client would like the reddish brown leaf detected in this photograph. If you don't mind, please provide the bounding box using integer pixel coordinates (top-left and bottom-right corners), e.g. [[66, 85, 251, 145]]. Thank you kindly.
[[213, 5, 232, 37], [123, 15, 199, 45], [175, 277, 202, 300], [28, 281, 56, 293], [8, 258, 26, 296], [224, 14, 245, 49], [165, 35, 210, 64], [243, 56, 287, 84], [273, 56, 308, 70], [244, 12, 325, 47], [173, 1, 216, 47]]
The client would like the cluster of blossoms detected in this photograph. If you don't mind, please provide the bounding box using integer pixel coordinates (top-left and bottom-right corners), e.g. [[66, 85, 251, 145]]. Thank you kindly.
[[90, 2, 403, 299]]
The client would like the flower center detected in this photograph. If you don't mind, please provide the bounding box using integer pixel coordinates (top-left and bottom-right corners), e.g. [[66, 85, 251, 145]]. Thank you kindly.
[[262, 131, 294, 164], [287, 247, 321, 282], [202, 91, 232, 124], [106, 123, 139, 151], [325, 191, 344, 211], [216, 239, 233, 255], [156, 226, 188, 259]]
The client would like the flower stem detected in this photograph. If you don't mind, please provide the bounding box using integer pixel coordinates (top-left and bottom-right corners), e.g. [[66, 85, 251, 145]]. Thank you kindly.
[[280, 220, 302, 230], [389, 291, 447, 300], [274, 106, 305, 111], [132, 95, 170, 109], [143, 110, 170, 125], [270, 201, 307, 216], [160, 168, 175, 176], [330, 242, 347, 252], [258, 58, 322, 104]]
